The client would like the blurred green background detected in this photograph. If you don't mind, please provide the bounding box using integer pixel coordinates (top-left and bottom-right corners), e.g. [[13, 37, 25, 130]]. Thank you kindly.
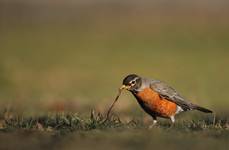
[[0, 0, 229, 115]]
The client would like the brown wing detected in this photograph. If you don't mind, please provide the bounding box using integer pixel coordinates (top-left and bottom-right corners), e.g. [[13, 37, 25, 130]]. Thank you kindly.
[[150, 80, 193, 111]]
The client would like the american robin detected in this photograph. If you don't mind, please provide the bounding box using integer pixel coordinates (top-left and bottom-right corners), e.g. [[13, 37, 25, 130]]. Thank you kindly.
[[120, 74, 212, 124]]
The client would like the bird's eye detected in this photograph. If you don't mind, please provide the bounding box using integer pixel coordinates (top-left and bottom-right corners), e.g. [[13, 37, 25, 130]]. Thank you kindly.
[[130, 80, 136, 85]]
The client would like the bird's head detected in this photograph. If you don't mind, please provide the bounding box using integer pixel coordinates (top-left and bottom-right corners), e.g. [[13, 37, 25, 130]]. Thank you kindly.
[[120, 74, 142, 92]]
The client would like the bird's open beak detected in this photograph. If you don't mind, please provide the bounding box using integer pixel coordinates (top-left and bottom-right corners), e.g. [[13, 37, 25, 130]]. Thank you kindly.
[[119, 85, 130, 90]]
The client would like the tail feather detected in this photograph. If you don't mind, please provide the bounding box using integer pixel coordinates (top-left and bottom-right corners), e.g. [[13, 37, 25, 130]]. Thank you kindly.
[[191, 104, 213, 113]]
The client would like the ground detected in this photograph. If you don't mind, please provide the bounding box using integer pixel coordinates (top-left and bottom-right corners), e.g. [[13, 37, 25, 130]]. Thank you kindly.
[[0, 111, 228, 150]]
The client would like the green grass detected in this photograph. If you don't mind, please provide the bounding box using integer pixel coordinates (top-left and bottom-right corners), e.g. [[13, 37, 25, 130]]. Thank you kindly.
[[0, 110, 229, 150], [1, 111, 226, 132]]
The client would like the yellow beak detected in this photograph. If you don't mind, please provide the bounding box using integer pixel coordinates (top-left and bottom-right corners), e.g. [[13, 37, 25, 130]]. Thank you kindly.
[[119, 85, 130, 90]]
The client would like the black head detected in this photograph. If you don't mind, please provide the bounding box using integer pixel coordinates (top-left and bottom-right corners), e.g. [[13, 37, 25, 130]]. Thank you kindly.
[[122, 74, 139, 85], [121, 74, 142, 91]]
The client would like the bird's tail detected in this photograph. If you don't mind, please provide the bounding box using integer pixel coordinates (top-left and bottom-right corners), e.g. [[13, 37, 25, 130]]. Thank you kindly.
[[191, 104, 213, 113]]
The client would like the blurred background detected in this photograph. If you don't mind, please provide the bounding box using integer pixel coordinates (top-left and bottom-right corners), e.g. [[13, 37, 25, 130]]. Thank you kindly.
[[0, 0, 229, 116]]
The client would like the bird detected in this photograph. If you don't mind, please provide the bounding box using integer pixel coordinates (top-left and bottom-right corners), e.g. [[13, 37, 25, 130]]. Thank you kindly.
[[120, 74, 213, 125]]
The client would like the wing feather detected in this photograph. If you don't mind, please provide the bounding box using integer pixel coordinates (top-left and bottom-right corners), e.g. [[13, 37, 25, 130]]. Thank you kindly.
[[150, 80, 192, 111]]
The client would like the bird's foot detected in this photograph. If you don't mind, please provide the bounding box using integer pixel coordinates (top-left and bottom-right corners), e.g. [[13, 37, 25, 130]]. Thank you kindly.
[[166, 122, 176, 129], [148, 120, 158, 129]]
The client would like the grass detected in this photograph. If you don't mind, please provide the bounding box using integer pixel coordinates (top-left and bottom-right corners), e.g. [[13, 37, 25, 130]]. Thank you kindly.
[[0, 110, 229, 150], [0, 110, 228, 133]]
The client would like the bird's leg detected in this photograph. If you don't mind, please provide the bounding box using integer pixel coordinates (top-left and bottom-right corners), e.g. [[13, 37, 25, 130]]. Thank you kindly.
[[169, 116, 175, 128], [170, 116, 175, 123], [148, 116, 157, 129]]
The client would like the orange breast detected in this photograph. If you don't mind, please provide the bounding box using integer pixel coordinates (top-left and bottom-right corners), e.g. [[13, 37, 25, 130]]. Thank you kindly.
[[136, 88, 177, 118]]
